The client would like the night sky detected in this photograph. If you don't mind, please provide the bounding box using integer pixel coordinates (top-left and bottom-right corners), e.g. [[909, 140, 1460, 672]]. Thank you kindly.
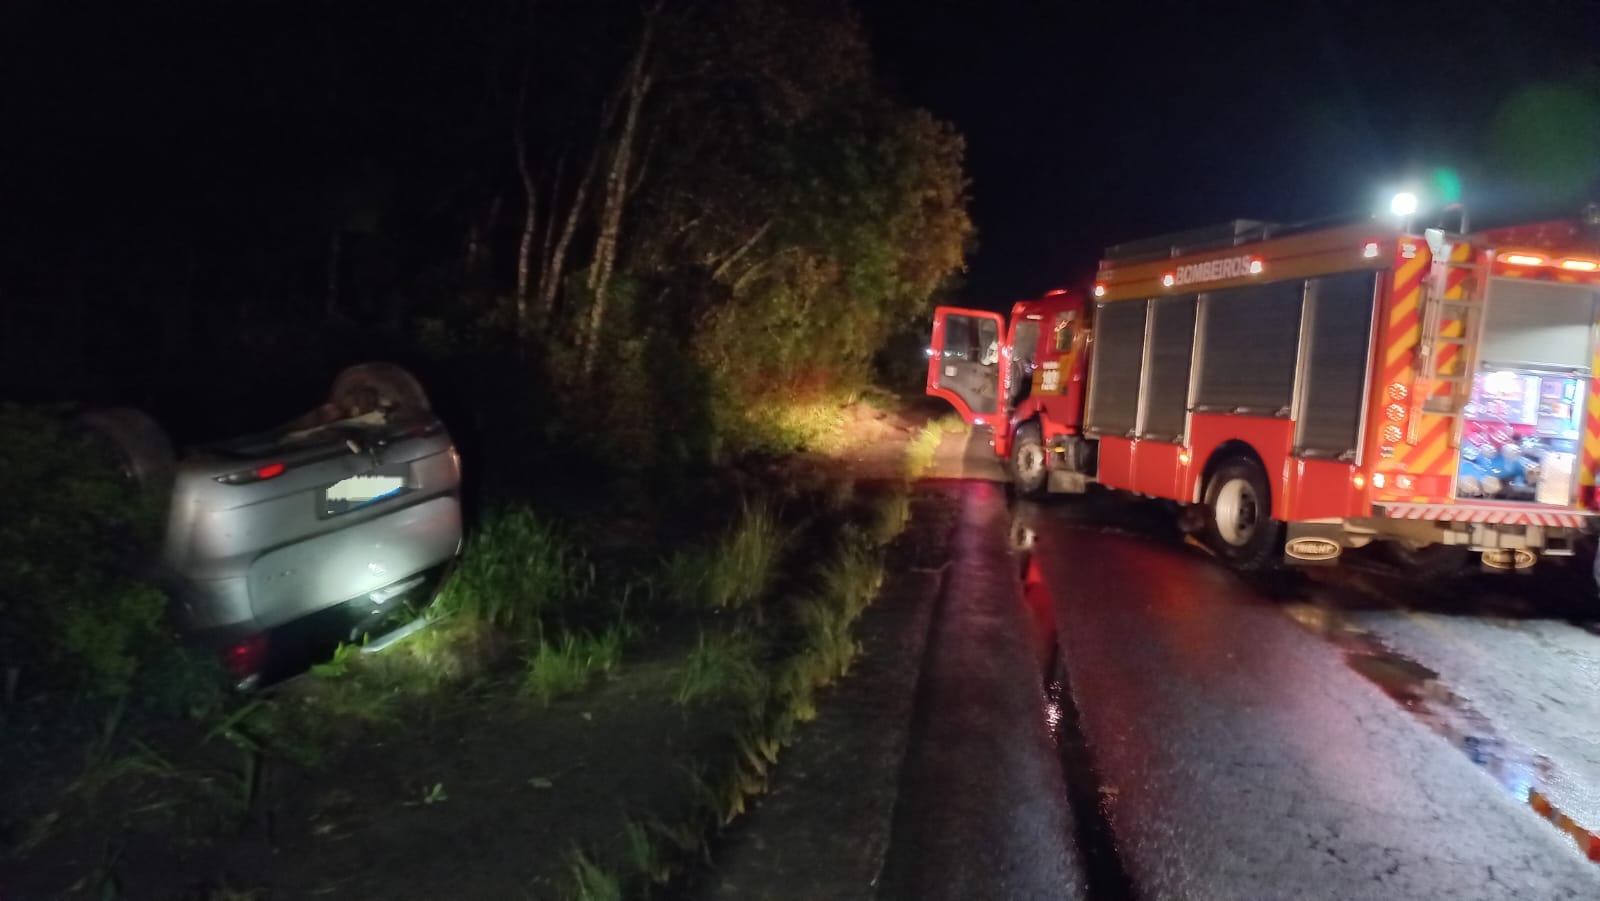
[[859, 0, 1600, 306]]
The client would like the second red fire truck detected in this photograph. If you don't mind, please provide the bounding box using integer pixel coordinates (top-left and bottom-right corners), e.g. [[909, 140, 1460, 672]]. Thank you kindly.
[[927, 208, 1600, 572]]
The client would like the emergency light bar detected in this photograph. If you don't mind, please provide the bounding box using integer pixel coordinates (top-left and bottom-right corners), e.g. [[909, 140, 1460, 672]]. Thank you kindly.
[[1497, 251, 1600, 273]]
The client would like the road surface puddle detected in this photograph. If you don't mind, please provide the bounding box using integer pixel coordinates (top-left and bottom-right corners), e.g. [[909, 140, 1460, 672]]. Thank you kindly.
[[1285, 603, 1599, 862]]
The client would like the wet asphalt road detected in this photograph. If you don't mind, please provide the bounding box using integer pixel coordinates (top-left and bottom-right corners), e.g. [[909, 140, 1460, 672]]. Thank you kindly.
[[880, 430, 1600, 899], [879, 479, 1086, 901]]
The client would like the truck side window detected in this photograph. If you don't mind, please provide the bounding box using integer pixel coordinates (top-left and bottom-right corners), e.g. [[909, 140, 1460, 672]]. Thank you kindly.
[[946, 316, 975, 359], [1054, 313, 1075, 352], [1012, 321, 1040, 368]]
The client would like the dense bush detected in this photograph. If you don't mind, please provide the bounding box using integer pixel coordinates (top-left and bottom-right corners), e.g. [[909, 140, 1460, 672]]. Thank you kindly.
[[0, 405, 172, 697]]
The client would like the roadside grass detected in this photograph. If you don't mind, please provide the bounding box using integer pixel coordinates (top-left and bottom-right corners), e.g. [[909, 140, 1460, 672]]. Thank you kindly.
[[433, 507, 591, 641], [622, 816, 672, 887], [353, 615, 508, 691], [548, 484, 915, 900], [904, 421, 943, 479], [672, 631, 768, 708], [523, 625, 625, 704], [823, 538, 887, 619], [825, 476, 857, 512], [660, 501, 788, 612], [732, 395, 857, 456], [904, 411, 968, 479], [565, 848, 623, 901], [869, 489, 913, 546]]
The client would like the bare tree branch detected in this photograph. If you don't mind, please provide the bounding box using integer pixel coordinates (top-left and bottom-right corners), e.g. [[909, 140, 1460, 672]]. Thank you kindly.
[[710, 219, 773, 282], [513, 61, 538, 338], [580, 9, 658, 378]]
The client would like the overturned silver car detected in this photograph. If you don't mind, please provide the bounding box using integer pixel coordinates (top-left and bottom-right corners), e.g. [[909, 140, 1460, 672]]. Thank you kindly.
[[84, 363, 462, 684]]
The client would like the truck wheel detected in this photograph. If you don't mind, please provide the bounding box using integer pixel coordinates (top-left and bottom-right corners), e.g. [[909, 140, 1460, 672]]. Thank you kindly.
[[1382, 541, 1471, 578], [1010, 422, 1048, 499], [1203, 457, 1281, 571]]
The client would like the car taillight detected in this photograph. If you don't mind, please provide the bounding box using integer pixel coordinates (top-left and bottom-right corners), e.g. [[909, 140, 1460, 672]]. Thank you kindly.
[[215, 462, 287, 484], [223, 634, 269, 680]]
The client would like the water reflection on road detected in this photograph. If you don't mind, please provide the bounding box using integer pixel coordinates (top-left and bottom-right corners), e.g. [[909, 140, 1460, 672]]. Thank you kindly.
[[1010, 491, 1600, 870]]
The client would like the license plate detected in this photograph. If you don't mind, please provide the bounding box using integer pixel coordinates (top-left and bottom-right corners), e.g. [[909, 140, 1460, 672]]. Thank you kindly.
[[325, 475, 406, 515]]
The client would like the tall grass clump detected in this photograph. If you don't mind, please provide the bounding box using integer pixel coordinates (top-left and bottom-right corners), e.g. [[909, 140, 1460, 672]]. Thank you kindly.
[[522, 625, 625, 704], [904, 419, 945, 480], [905, 411, 970, 479], [672, 631, 768, 708], [792, 597, 856, 685], [867, 489, 912, 547], [661, 502, 787, 612], [435, 507, 588, 640], [564, 848, 623, 901], [621, 817, 671, 887], [821, 541, 884, 621]]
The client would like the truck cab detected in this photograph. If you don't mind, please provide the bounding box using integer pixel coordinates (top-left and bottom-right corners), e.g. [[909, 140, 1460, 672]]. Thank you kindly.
[[926, 290, 1095, 495]]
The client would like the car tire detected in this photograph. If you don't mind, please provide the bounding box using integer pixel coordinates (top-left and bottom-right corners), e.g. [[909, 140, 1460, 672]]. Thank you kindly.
[[1202, 457, 1282, 571], [1010, 421, 1048, 499], [1382, 541, 1472, 578], [330, 362, 432, 417], [77, 407, 177, 498]]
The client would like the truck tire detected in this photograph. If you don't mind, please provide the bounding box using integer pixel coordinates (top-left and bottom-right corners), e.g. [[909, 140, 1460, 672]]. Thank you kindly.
[[1202, 457, 1282, 571], [330, 362, 432, 417], [77, 407, 177, 500], [1010, 421, 1048, 499]]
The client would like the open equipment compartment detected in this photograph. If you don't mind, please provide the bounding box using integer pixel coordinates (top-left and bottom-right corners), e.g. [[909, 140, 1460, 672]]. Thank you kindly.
[[1455, 278, 1599, 506]]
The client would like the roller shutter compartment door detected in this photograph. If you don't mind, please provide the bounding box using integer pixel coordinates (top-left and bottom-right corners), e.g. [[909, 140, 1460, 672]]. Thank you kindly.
[[1086, 300, 1148, 437], [1139, 295, 1197, 441], [1295, 272, 1377, 459], [1194, 280, 1304, 416]]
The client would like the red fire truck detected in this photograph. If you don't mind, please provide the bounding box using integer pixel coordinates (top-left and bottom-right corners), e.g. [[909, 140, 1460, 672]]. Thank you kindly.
[[927, 208, 1600, 572]]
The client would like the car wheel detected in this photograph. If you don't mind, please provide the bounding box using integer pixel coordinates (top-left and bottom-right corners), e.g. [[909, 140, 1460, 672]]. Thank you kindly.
[[1010, 422, 1048, 499], [330, 362, 432, 417], [77, 407, 177, 498], [1203, 457, 1281, 571]]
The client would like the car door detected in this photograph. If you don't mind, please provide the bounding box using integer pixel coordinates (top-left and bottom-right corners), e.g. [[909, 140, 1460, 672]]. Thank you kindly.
[[926, 306, 1007, 425]]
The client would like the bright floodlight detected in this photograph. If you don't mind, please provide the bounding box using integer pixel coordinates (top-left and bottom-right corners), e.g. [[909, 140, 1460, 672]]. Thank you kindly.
[[1390, 191, 1419, 217]]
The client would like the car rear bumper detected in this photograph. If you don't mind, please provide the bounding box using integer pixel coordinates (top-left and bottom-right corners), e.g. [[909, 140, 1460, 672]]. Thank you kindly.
[[176, 493, 462, 634]]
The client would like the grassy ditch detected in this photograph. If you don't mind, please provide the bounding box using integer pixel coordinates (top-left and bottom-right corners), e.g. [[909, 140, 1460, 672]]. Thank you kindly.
[[551, 482, 912, 897], [1, 404, 918, 899], [905, 411, 969, 479]]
